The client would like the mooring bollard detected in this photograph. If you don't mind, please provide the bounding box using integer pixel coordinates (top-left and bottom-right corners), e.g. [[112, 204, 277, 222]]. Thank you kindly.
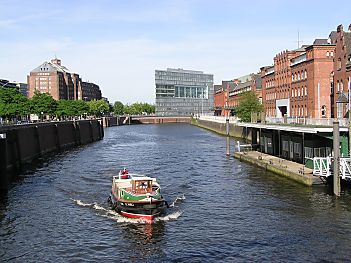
[[226, 118, 230, 156], [333, 121, 341, 196]]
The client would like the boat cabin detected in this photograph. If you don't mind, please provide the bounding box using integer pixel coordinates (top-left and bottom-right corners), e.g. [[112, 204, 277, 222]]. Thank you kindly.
[[132, 177, 153, 194]]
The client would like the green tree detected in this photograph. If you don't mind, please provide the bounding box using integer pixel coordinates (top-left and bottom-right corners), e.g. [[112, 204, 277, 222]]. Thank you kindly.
[[123, 102, 155, 115], [56, 100, 72, 118], [0, 87, 30, 120], [235, 91, 263, 122], [73, 100, 89, 116], [56, 99, 89, 119], [30, 91, 57, 117], [113, 101, 124, 115], [87, 99, 109, 116]]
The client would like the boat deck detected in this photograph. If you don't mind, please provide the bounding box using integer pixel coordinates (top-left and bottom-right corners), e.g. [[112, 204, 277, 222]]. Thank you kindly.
[[122, 187, 157, 196]]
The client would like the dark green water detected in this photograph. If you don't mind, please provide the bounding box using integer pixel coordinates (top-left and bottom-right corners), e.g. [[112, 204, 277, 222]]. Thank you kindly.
[[1, 123, 351, 262]]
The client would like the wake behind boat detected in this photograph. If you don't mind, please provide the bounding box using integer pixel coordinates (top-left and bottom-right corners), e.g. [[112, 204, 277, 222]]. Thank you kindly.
[[108, 169, 168, 223]]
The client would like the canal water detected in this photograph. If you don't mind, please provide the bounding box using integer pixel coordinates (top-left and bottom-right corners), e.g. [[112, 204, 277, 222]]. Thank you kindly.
[[1, 124, 351, 262]]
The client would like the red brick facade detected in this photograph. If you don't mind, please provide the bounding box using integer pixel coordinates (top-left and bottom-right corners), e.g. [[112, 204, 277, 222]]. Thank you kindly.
[[332, 24, 351, 118], [213, 75, 261, 116], [290, 44, 335, 118], [28, 58, 102, 101], [213, 23, 350, 121]]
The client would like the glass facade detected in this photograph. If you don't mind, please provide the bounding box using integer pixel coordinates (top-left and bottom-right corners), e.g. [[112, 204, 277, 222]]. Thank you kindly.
[[155, 68, 214, 116]]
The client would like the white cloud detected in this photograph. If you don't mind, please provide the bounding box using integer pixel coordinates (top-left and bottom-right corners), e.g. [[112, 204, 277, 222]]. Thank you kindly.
[[0, 32, 299, 104]]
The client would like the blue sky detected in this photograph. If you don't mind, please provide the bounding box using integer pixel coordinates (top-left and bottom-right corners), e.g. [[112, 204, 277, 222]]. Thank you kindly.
[[0, 0, 350, 104]]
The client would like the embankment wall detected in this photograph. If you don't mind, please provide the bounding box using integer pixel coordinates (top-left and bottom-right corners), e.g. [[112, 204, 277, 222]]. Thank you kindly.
[[0, 120, 104, 190], [191, 118, 252, 141]]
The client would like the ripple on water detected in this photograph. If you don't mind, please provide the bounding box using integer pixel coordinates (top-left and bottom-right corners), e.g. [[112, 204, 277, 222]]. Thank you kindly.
[[2, 124, 351, 262]]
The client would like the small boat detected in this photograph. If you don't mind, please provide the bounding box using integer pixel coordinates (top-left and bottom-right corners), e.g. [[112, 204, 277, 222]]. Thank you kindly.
[[108, 169, 167, 223]]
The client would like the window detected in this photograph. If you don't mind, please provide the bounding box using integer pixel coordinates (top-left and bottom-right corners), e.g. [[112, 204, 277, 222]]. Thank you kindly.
[[321, 105, 327, 117], [294, 142, 301, 157], [338, 58, 342, 70], [327, 51, 330, 57], [305, 70, 307, 79], [305, 147, 313, 158]]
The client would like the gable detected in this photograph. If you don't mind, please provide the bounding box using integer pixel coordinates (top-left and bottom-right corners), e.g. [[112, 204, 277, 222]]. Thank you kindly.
[[31, 61, 62, 73]]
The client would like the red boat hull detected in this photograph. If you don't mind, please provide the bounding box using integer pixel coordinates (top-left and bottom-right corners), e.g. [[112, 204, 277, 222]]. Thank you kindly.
[[120, 211, 158, 223]]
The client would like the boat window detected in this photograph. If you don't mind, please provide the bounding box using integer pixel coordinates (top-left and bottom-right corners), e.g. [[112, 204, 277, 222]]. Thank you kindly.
[[133, 180, 152, 193]]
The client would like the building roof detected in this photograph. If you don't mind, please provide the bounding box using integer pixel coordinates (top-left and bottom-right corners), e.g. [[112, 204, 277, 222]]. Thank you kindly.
[[31, 61, 72, 74], [236, 74, 251, 83], [234, 81, 250, 91], [313, 39, 329, 45], [221, 80, 237, 93], [0, 79, 18, 89], [214, 84, 223, 93], [329, 31, 338, 44], [254, 74, 262, 88]]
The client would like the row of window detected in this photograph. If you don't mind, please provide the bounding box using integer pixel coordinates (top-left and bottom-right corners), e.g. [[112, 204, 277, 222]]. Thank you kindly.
[[265, 80, 275, 88], [326, 51, 334, 58], [265, 105, 327, 118], [156, 86, 208, 99], [291, 86, 307, 97], [292, 70, 307, 82]]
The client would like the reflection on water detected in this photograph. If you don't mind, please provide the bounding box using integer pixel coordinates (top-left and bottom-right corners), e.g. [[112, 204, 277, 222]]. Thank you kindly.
[[1, 124, 351, 262]]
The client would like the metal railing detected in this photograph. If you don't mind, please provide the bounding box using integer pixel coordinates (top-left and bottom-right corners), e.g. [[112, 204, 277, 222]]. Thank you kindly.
[[265, 117, 349, 127], [312, 157, 351, 179], [197, 115, 239, 123]]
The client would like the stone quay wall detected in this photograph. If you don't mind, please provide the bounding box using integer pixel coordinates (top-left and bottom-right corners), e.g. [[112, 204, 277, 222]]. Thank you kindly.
[[0, 120, 104, 190], [191, 118, 252, 141]]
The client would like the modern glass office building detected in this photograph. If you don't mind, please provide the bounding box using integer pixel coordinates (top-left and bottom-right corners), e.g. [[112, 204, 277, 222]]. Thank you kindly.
[[155, 68, 214, 116]]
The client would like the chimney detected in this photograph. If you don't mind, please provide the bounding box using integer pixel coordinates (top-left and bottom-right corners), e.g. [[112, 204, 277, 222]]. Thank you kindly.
[[337, 24, 343, 33], [51, 58, 61, 66]]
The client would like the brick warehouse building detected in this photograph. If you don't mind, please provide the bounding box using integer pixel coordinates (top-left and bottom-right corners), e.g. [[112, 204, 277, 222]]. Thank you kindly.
[[214, 84, 226, 116], [261, 48, 306, 118], [290, 39, 335, 118], [213, 74, 262, 116], [28, 58, 102, 101], [332, 24, 351, 118]]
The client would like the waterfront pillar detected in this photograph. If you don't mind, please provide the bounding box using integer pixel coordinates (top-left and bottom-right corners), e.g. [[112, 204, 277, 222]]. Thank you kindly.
[[0, 133, 8, 191], [226, 117, 230, 156], [333, 121, 341, 196]]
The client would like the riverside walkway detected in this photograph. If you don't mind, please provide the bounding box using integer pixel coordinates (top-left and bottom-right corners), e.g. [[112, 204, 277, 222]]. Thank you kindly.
[[234, 151, 320, 186]]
